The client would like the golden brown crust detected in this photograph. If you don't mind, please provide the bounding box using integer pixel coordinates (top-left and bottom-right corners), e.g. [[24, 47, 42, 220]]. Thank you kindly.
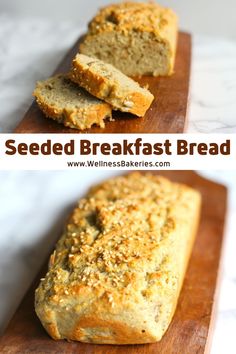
[[80, 2, 178, 76], [70, 55, 154, 117], [35, 173, 201, 344], [35, 98, 111, 130], [86, 2, 177, 37], [33, 75, 112, 130]]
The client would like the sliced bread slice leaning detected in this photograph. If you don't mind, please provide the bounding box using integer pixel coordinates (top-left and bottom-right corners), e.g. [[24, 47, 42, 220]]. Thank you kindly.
[[70, 54, 154, 117], [33, 74, 112, 130]]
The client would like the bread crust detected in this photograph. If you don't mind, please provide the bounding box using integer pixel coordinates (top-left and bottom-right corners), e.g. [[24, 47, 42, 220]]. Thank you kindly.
[[33, 74, 112, 130], [80, 2, 178, 76], [70, 54, 154, 117], [35, 173, 201, 344]]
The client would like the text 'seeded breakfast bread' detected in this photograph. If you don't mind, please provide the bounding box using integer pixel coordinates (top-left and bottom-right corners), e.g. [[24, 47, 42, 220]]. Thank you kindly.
[[70, 54, 154, 117], [80, 2, 178, 77], [35, 173, 201, 344], [33, 74, 112, 130]]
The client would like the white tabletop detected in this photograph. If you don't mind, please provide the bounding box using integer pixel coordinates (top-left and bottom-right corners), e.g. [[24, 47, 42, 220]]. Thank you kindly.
[[0, 14, 236, 133], [0, 170, 235, 353]]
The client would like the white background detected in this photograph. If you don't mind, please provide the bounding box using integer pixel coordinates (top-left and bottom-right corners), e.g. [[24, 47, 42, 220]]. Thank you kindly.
[[0, 0, 236, 39], [0, 134, 235, 170], [0, 171, 236, 354]]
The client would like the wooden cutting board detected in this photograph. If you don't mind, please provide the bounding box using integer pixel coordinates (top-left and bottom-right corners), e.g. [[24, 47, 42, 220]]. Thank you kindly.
[[0, 171, 227, 354], [14, 32, 191, 134]]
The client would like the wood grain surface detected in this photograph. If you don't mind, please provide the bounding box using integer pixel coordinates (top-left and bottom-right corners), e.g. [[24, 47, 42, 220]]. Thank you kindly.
[[14, 32, 191, 134], [0, 171, 227, 354]]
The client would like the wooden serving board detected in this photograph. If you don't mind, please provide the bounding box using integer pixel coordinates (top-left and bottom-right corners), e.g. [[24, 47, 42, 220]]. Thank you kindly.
[[0, 171, 227, 354], [15, 32, 191, 134]]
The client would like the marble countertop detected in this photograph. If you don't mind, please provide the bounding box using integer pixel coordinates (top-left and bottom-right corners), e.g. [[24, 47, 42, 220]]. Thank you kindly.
[[0, 170, 235, 353], [0, 13, 236, 133]]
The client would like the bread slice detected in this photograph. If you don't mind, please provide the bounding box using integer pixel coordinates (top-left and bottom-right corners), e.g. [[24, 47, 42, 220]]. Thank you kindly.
[[70, 54, 154, 117], [33, 74, 112, 130], [35, 173, 201, 345], [80, 2, 178, 77]]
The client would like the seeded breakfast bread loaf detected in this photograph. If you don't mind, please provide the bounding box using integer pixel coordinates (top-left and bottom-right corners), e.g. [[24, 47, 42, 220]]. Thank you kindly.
[[33, 74, 112, 130], [35, 173, 201, 344], [70, 54, 154, 117], [80, 2, 178, 77]]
